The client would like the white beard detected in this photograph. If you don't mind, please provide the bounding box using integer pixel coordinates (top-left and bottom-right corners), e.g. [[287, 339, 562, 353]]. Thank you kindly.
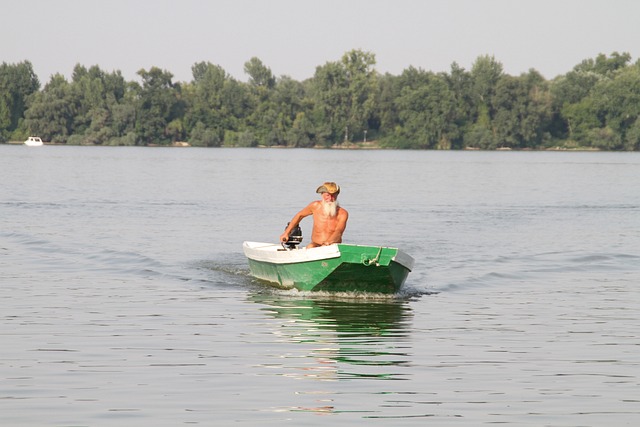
[[322, 200, 339, 217]]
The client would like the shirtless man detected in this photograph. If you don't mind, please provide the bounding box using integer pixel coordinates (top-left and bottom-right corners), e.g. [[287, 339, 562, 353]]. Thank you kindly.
[[280, 182, 349, 248]]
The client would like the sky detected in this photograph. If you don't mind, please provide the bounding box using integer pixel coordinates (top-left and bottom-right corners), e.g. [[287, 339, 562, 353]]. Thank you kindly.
[[3, 0, 640, 85]]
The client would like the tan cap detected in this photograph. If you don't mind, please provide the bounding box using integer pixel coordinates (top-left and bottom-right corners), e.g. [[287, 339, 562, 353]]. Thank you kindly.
[[316, 182, 340, 195]]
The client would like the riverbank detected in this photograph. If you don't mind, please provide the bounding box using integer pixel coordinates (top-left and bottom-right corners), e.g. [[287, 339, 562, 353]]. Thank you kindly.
[[2, 140, 607, 151]]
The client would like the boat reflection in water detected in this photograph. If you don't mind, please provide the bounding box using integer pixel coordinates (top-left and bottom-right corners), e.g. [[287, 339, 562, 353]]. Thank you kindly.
[[248, 291, 414, 382]]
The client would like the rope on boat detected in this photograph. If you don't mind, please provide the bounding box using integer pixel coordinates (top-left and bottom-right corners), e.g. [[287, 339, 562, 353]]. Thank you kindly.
[[362, 247, 383, 267]]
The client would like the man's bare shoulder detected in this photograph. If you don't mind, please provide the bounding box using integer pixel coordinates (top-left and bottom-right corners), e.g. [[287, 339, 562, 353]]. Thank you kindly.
[[296, 201, 318, 214], [307, 200, 322, 210]]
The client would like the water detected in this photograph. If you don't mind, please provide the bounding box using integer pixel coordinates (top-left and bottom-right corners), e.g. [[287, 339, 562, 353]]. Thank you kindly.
[[1, 146, 639, 426]]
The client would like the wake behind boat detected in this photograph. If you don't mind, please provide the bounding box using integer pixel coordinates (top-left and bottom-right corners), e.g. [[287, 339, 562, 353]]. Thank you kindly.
[[243, 241, 414, 294]]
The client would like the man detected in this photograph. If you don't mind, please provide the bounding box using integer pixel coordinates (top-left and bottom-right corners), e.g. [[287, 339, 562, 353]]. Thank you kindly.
[[280, 182, 349, 249]]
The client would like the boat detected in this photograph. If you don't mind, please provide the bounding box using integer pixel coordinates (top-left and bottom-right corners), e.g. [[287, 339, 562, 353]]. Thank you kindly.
[[24, 136, 44, 146], [243, 241, 415, 294]]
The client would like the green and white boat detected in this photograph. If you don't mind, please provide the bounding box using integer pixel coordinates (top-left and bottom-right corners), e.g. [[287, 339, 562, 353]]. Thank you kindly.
[[243, 241, 415, 294]]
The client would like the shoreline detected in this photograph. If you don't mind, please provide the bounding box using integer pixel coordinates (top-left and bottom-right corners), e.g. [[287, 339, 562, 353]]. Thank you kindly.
[[2, 140, 606, 151]]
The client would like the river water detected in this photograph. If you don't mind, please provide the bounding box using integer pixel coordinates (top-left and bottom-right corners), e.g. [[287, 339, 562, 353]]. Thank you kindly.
[[1, 146, 639, 426]]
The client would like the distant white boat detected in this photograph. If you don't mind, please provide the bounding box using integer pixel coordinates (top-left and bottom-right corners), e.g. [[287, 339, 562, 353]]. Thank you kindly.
[[24, 136, 44, 146]]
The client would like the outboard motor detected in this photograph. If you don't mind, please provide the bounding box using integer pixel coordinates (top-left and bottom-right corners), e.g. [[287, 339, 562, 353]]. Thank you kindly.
[[283, 222, 303, 250]]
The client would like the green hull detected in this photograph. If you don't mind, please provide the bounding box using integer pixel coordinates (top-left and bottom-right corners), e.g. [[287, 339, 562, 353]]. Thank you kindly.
[[243, 242, 413, 294]]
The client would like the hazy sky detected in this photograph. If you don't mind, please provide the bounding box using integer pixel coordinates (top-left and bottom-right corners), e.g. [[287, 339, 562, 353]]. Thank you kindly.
[[3, 0, 640, 84]]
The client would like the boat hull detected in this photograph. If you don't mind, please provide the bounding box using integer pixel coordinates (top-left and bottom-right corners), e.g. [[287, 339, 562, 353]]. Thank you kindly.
[[243, 242, 414, 294]]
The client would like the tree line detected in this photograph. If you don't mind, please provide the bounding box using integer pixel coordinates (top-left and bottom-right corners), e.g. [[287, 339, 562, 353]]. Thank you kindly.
[[2, 50, 640, 150]]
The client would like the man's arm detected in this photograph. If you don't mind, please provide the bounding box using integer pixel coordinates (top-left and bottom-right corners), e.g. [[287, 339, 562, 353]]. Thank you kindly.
[[280, 203, 315, 242]]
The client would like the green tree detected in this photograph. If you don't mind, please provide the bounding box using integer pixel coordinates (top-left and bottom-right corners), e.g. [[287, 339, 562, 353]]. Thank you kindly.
[[286, 112, 315, 147], [561, 97, 599, 145], [135, 67, 183, 145], [491, 70, 552, 148], [551, 70, 602, 105], [61, 64, 130, 145], [467, 55, 504, 148], [585, 126, 621, 150], [550, 68, 603, 143], [552, 52, 633, 144], [470, 55, 503, 106], [375, 73, 402, 141], [0, 95, 11, 139], [0, 61, 40, 141], [184, 61, 250, 144], [624, 117, 640, 151], [244, 57, 276, 89], [590, 64, 640, 146], [309, 60, 347, 144], [188, 121, 222, 147], [444, 62, 474, 148], [244, 57, 279, 146], [391, 67, 457, 149], [185, 62, 229, 131], [310, 49, 378, 145], [573, 52, 631, 76], [24, 74, 74, 143], [341, 49, 378, 143]]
